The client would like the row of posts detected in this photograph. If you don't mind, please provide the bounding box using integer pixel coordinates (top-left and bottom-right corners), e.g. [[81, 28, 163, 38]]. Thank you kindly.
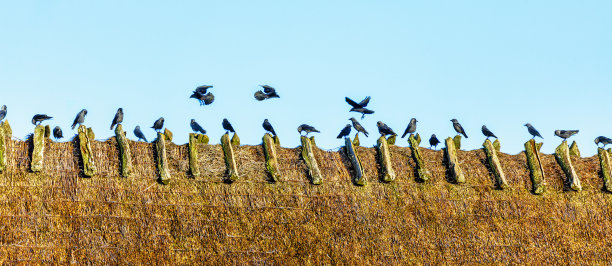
[[0, 120, 610, 193]]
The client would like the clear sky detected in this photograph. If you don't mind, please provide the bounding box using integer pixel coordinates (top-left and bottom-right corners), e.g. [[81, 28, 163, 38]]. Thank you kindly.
[[0, 1, 610, 155]]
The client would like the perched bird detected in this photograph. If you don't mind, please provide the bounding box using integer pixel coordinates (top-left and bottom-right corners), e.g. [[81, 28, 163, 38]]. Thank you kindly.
[[524, 123, 543, 139], [595, 136, 612, 148], [350, 107, 375, 119], [401, 118, 418, 138], [151, 117, 165, 132], [349, 117, 369, 137], [345, 96, 371, 109], [262, 119, 276, 136], [450, 119, 468, 138], [377, 121, 397, 137], [429, 134, 440, 150], [297, 124, 320, 136], [554, 130, 579, 140], [190, 119, 206, 134], [0, 105, 6, 121], [260, 85, 280, 98], [195, 85, 213, 94], [134, 126, 148, 142], [71, 109, 88, 129], [32, 114, 53, 125], [337, 124, 352, 139], [222, 118, 235, 133], [481, 125, 497, 139], [110, 108, 123, 130], [53, 126, 63, 140]]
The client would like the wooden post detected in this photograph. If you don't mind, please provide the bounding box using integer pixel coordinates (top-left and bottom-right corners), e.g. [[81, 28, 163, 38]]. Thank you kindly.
[[408, 133, 431, 182], [569, 141, 581, 157], [0, 121, 8, 172], [387, 135, 397, 145], [300, 136, 322, 185], [483, 139, 508, 189], [524, 139, 546, 194], [597, 148, 612, 192], [554, 141, 582, 191], [188, 133, 209, 178], [352, 133, 360, 147], [221, 133, 239, 183], [114, 124, 132, 178], [77, 125, 97, 177], [453, 135, 462, 150], [231, 133, 240, 146], [31, 125, 46, 172], [262, 133, 281, 182], [344, 137, 365, 186], [444, 137, 465, 183], [156, 132, 171, 184], [376, 136, 396, 182]]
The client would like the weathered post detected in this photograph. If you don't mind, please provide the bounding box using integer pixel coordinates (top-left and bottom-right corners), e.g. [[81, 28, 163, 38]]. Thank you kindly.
[[221, 133, 239, 183], [155, 131, 171, 184], [554, 141, 582, 191], [524, 139, 546, 194], [597, 148, 612, 192], [387, 135, 397, 145], [352, 133, 360, 147], [376, 136, 396, 182], [483, 139, 508, 189], [569, 141, 581, 157], [0, 121, 9, 172], [262, 133, 281, 182], [408, 134, 431, 182], [31, 125, 46, 172], [344, 137, 365, 186], [444, 137, 465, 183], [231, 133, 240, 146], [300, 136, 323, 185], [188, 133, 209, 178], [114, 124, 132, 178], [453, 135, 462, 150], [77, 125, 97, 177]]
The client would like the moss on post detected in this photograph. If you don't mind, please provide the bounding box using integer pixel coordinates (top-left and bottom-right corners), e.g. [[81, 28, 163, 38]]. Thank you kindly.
[[300, 136, 323, 185], [221, 133, 239, 183], [387, 135, 396, 145], [31, 125, 46, 172], [0, 123, 7, 172], [262, 133, 281, 182], [163, 128, 173, 142], [344, 137, 365, 186], [408, 133, 430, 182], [77, 125, 97, 177], [554, 141, 582, 191], [453, 135, 462, 150], [231, 133, 240, 146], [444, 137, 465, 183], [309, 136, 316, 147], [569, 141, 581, 157], [483, 139, 508, 189], [273, 135, 280, 145], [189, 133, 208, 178], [493, 139, 501, 152], [376, 136, 396, 182], [156, 132, 171, 184], [114, 124, 132, 178], [524, 139, 546, 194], [352, 133, 360, 147], [2, 120, 11, 137], [597, 148, 612, 192]]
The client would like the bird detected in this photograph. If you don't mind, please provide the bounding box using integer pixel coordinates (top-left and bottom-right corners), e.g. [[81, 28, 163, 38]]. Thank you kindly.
[[429, 134, 440, 150], [151, 117, 165, 132], [190, 91, 215, 106], [190, 119, 206, 134], [222, 118, 235, 133], [195, 85, 213, 94], [595, 136, 612, 148], [134, 126, 148, 142], [481, 125, 497, 139], [554, 130, 579, 141], [260, 85, 279, 98], [349, 117, 368, 137], [53, 126, 63, 140], [71, 109, 88, 129], [254, 91, 269, 101], [202, 92, 214, 105], [345, 96, 371, 109], [262, 119, 276, 136], [0, 105, 6, 121], [297, 124, 320, 136], [377, 121, 397, 137], [350, 107, 375, 119], [32, 114, 53, 125], [337, 124, 352, 139], [524, 123, 543, 139], [401, 118, 418, 138], [110, 108, 123, 130], [450, 119, 468, 138]]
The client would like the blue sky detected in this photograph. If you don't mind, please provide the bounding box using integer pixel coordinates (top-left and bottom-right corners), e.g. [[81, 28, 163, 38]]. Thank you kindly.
[[0, 1, 610, 155]]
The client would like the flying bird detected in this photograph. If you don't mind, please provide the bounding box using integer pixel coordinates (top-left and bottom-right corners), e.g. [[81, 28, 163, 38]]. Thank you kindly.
[[350, 107, 375, 119], [450, 119, 468, 138], [262, 119, 276, 136], [151, 117, 165, 132], [190, 91, 215, 106], [0, 105, 6, 121], [202, 92, 214, 105], [297, 124, 320, 136], [32, 114, 52, 125], [349, 117, 369, 137], [337, 124, 352, 139], [260, 85, 279, 98], [377, 121, 397, 137], [429, 134, 440, 150], [53, 126, 63, 140], [195, 85, 213, 94], [345, 96, 371, 109], [554, 130, 579, 141], [595, 136, 612, 148], [134, 126, 148, 142], [481, 125, 497, 139], [222, 118, 235, 133], [524, 123, 543, 139], [254, 91, 268, 101], [110, 108, 123, 130], [190, 119, 207, 134], [401, 118, 418, 138], [71, 109, 88, 129]]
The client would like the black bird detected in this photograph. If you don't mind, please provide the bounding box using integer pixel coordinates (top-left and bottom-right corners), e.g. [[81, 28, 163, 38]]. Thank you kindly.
[[262, 119, 276, 136], [110, 108, 124, 130], [401, 118, 418, 138], [32, 114, 53, 125], [337, 124, 352, 139], [377, 121, 397, 137], [345, 96, 371, 109], [134, 126, 148, 142], [53, 126, 63, 140], [222, 118, 235, 133], [349, 117, 369, 137], [595, 136, 612, 148], [260, 85, 280, 98], [297, 124, 320, 136], [190, 119, 206, 134], [71, 109, 88, 129], [481, 125, 497, 139], [524, 123, 543, 139], [555, 130, 579, 140], [450, 119, 468, 138], [151, 117, 165, 132], [429, 134, 440, 150], [350, 107, 375, 119], [190, 90, 205, 105], [0, 105, 6, 121], [195, 85, 213, 94]]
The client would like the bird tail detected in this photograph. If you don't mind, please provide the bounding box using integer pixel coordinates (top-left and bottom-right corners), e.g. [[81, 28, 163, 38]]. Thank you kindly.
[[71, 123, 76, 130], [364, 132, 369, 138], [401, 132, 408, 138], [463, 133, 468, 138]]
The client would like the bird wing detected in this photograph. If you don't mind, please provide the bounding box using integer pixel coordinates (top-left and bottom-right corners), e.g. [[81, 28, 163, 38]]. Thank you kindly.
[[254, 91, 268, 101], [358, 96, 371, 107], [261, 85, 274, 93], [345, 97, 362, 108]]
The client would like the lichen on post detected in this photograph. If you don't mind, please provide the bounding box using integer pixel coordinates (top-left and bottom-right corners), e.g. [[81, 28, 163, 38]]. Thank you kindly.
[[31, 125, 46, 172], [344, 137, 365, 186], [453, 135, 462, 150], [0, 123, 7, 172], [376, 136, 396, 182], [262, 133, 281, 182], [444, 137, 465, 183], [156, 132, 171, 184], [231, 133, 240, 146], [483, 139, 508, 189], [597, 148, 612, 192], [387, 135, 396, 145], [1, 120, 11, 137], [188, 133, 209, 178], [554, 141, 582, 191], [524, 139, 546, 194], [221, 133, 239, 183], [114, 124, 132, 178], [352, 133, 360, 147], [569, 141, 581, 157], [300, 136, 323, 185], [77, 125, 97, 177], [408, 133, 430, 182]]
